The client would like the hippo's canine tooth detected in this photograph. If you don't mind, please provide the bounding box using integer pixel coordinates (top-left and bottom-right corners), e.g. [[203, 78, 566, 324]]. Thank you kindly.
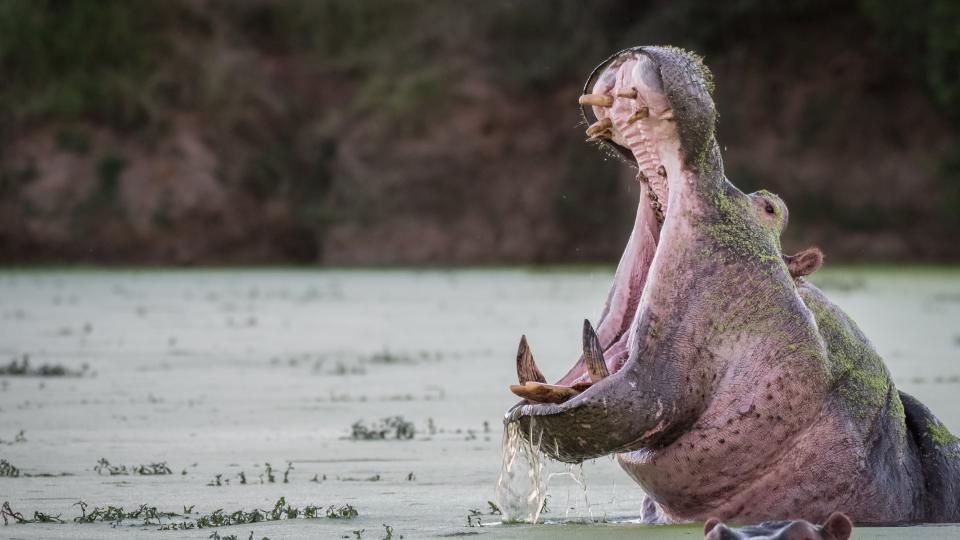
[[516, 335, 546, 385], [510, 381, 579, 404], [579, 93, 614, 107], [583, 319, 609, 382], [659, 109, 674, 120], [617, 88, 638, 99], [585, 118, 613, 138]]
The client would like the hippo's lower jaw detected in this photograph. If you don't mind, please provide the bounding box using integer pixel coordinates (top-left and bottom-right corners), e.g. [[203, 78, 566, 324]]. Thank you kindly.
[[505, 47, 708, 462]]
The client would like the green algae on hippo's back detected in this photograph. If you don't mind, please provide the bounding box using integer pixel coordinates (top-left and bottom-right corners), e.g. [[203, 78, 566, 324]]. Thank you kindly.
[[930, 421, 960, 448], [799, 284, 894, 422], [928, 417, 960, 460]]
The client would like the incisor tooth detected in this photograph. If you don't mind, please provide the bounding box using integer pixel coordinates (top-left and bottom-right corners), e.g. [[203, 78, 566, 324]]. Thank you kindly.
[[617, 89, 638, 99], [579, 94, 614, 107], [627, 107, 650, 124], [516, 335, 546, 385], [585, 118, 613, 138]]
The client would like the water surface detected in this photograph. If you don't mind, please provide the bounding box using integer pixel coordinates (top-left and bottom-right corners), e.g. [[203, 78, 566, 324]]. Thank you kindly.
[[0, 267, 957, 538]]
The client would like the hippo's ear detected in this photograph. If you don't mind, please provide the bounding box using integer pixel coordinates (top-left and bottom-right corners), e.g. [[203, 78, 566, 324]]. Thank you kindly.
[[704, 517, 721, 534], [784, 247, 824, 278], [822, 512, 852, 540]]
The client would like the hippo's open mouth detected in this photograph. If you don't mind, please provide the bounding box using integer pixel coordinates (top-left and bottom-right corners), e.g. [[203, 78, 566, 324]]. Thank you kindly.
[[505, 48, 694, 461]]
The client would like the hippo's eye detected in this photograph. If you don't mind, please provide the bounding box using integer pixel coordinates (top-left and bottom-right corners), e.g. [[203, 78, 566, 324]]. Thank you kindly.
[[764, 202, 775, 215]]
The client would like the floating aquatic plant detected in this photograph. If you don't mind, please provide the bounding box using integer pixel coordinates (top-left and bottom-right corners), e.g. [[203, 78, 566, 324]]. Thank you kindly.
[[2, 497, 350, 529], [0, 431, 26, 445], [94, 458, 172, 476], [0, 355, 87, 377], [1, 502, 63, 524], [350, 416, 415, 440], [326, 504, 358, 519], [0, 460, 20, 477]]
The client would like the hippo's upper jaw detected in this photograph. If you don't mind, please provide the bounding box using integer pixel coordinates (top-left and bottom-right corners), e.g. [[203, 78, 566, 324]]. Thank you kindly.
[[505, 47, 722, 462]]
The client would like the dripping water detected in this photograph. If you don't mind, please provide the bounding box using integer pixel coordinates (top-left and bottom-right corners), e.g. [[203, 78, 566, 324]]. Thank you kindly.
[[495, 421, 546, 523], [495, 421, 596, 524]]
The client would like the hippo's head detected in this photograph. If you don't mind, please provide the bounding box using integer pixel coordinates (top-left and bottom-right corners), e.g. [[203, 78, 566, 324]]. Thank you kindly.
[[703, 513, 853, 540], [504, 46, 732, 461], [504, 46, 812, 463]]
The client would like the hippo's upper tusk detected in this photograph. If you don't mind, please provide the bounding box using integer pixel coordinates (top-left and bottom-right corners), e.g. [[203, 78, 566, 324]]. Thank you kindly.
[[516, 335, 546, 385], [579, 93, 614, 107], [582, 319, 609, 383]]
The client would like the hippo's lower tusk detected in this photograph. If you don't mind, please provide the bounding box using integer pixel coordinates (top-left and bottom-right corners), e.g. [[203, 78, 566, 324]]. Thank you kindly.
[[516, 335, 546, 384], [582, 319, 609, 383], [579, 93, 614, 107], [510, 382, 580, 404], [585, 118, 613, 138]]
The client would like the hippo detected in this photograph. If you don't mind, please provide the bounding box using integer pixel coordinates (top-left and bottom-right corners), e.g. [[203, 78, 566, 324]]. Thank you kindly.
[[504, 46, 960, 525], [704, 513, 852, 540]]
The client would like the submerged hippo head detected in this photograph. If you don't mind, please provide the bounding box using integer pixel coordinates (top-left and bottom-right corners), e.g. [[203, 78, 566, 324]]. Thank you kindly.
[[703, 513, 853, 540]]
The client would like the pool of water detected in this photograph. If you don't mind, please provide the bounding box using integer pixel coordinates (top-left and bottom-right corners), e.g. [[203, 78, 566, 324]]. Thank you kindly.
[[0, 267, 957, 539]]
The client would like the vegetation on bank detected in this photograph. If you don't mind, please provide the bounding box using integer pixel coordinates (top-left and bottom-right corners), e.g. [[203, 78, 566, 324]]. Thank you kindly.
[[1, 0, 958, 263]]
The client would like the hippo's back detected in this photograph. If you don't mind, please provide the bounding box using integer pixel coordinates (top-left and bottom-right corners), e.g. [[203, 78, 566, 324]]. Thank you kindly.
[[899, 390, 960, 522]]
